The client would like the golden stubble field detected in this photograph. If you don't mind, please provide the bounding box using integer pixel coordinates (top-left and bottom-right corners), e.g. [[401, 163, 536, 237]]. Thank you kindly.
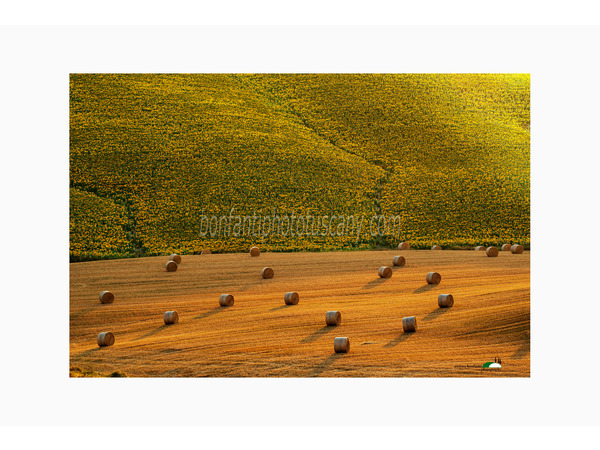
[[69, 250, 530, 377]]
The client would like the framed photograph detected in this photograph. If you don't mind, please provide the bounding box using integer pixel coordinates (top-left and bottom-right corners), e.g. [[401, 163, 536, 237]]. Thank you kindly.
[[69, 73, 530, 378]]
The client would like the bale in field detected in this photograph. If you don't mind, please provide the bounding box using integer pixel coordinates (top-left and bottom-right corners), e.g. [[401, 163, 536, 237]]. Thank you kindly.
[[97, 331, 115, 347], [201, 249, 211, 255], [169, 254, 182, 264], [474, 246, 485, 251], [377, 266, 393, 278], [378, 266, 392, 278], [164, 311, 179, 324], [426, 272, 441, 284], [165, 260, 178, 272], [262, 267, 274, 279], [501, 244, 512, 251], [398, 242, 410, 250], [392, 256, 406, 267], [284, 292, 299, 305], [432, 245, 442, 250], [438, 294, 454, 308], [486, 246, 499, 257], [334, 337, 350, 353], [99, 291, 114, 304], [402, 316, 417, 332], [326, 311, 341, 326], [511, 244, 524, 254], [250, 246, 260, 257], [219, 294, 234, 307]]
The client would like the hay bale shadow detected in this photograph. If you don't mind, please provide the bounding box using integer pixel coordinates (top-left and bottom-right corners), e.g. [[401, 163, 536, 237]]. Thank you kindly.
[[270, 305, 293, 312], [413, 284, 437, 294], [134, 324, 169, 341], [309, 353, 342, 377], [193, 307, 226, 319], [383, 332, 413, 348], [362, 277, 390, 290], [72, 347, 103, 359], [160, 348, 182, 354], [422, 308, 449, 322], [301, 326, 334, 343]]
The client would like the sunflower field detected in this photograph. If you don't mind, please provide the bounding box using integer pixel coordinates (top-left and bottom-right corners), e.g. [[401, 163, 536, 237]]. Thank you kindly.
[[70, 74, 529, 260]]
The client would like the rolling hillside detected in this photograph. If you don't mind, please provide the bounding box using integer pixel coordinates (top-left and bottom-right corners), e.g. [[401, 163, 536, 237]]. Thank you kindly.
[[70, 74, 529, 260]]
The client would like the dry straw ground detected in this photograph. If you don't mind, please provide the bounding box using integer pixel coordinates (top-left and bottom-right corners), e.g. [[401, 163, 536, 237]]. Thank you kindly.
[[70, 250, 529, 377]]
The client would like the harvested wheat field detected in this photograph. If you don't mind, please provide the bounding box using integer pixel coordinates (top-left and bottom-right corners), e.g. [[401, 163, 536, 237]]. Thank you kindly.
[[70, 250, 529, 377]]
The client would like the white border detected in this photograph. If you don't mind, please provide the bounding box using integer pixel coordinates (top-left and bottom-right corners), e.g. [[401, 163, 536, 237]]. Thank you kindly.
[[2, 1, 600, 26], [1, 24, 599, 429]]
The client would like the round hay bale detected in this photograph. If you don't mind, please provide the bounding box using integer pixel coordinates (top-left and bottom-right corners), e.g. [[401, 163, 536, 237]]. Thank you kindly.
[[326, 311, 341, 326], [97, 332, 115, 347], [284, 292, 299, 305], [392, 256, 406, 267], [438, 294, 454, 308], [402, 316, 417, 332], [164, 311, 179, 324], [398, 242, 410, 250], [432, 245, 442, 250], [501, 244, 512, 251], [219, 294, 234, 307], [201, 249, 211, 255], [426, 272, 441, 284], [378, 266, 392, 278], [334, 337, 350, 353], [511, 244, 524, 254], [99, 291, 114, 304], [165, 260, 178, 272], [250, 246, 261, 257], [262, 267, 274, 279], [486, 246, 499, 257], [169, 254, 182, 264], [474, 246, 485, 251]]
